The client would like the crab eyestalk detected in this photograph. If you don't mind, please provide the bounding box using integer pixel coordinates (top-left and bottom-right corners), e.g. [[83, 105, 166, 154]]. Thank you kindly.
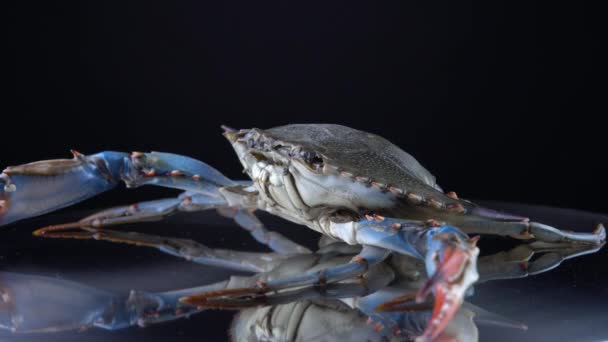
[[417, 227, 480, 342]]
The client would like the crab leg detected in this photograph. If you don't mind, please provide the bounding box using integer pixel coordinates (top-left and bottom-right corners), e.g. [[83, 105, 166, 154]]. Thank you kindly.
[[0, 271, 237, 332], [477, 239, 605, 282], [1, 151, 310, 254], [41, 227, 285, 272], [186, 280, 386, 310], [188, 263, 397, 310], [223, 208, 312, 254], [0, 151, 127, 226], [33, 196, 192, 233], [32, 194, 309, 255], [180, 245, 389, 307], [0, 150, 234, 226], [443, 210, 605, 245]]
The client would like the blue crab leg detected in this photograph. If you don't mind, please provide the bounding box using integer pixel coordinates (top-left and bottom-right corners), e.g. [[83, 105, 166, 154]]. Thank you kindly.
[[179, 246, 390, 307], [184, 271, 395, 310], [32, 193, 310, 255], [38, 227, 285, 273], [34, 196, 189, 232], [222, 208, 312, 254], [181, 259, 396, 310], [0, 150, 234, 226], [0, 150, 309, 254], [445, 210, 606, 245], [477, 240, 604, 282], [0, 151, 128, 226], [0, 271, 243, 332]]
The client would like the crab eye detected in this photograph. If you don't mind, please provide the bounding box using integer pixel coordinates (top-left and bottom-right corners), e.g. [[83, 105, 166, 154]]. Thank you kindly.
[[300, 150, 324, 170]]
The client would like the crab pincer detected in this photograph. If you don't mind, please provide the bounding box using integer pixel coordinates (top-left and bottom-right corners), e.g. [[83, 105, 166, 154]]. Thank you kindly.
[[415, 228, 479, 341], [374, 226, 480, 341], [0, 151, 129, 226]]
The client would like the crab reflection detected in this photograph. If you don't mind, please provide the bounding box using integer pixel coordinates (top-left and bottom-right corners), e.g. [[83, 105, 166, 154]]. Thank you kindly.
[[0, 233, 601, 341]]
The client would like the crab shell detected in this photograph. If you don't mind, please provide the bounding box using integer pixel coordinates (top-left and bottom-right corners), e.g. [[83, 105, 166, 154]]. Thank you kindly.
[[223, 124, 493, 226], [230, 297, 479, 342]]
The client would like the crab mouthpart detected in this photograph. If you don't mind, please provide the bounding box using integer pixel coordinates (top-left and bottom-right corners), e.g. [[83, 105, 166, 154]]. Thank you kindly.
[[417, 245, 479, 341]]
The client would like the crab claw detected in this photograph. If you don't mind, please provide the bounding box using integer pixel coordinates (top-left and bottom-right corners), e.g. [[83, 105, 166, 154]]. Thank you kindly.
[[0, 152, 129, 227], [416, 228, 480, 342]]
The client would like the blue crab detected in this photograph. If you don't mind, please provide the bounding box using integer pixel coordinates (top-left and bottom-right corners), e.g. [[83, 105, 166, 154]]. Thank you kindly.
[[0, 124, 604, 340]]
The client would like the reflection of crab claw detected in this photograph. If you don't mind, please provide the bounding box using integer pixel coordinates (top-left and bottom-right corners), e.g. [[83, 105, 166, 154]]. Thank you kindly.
[[416, 229, 480, 342]]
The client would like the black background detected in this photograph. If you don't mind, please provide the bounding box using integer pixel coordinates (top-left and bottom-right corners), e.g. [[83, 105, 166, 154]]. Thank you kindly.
[[5, 1, 606, 212]]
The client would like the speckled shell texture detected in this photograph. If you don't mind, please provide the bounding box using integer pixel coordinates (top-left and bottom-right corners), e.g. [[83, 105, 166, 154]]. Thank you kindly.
[[264, 123, 444, 193]]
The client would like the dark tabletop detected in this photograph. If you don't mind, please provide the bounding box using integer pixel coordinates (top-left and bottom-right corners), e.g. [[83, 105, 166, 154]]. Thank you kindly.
[[0, 201, 606, 342]]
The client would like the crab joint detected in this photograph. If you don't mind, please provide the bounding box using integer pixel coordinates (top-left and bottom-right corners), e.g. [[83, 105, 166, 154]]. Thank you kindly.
[[520, 227, 532, 237], [446, 203, 466, 214], [144, 169, 157, 177], [70, 149, 85, 159], [255, 281, 269, 291], [339, 171, 354, 178], [446, 191, 459, 199], [388, 186, 405, 196], [355, 176, 370, 184], [428, 198, 444, 209], [373, 214, 385, 222], [315, 269, 328, 286], [181, 196, 193, 206], [353, 256, 368, 265], [426, 219, 442, 228], [0, 291, 10, 304], [170, 170, 185, 177], [1, 173, 16, 192], [468, 235, 480, 246], [593, 223, 606, 239], [371, 181, 387, 191], [406, 193, 423, 204], [0, 199, 7, 212], [128, 203, 139, 213]]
